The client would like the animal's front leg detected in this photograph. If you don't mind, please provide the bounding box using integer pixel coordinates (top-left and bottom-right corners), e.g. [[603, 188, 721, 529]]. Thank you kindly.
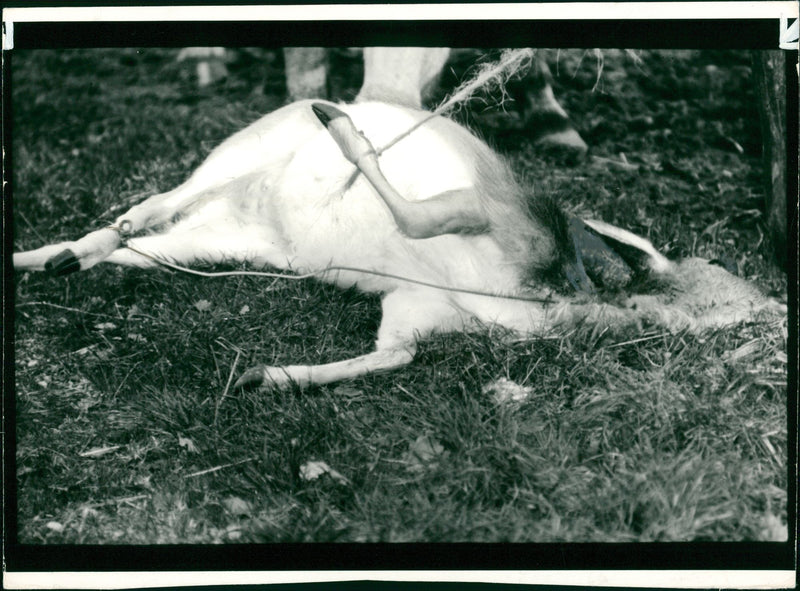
[[236, 289, 463, 389], [234, 347, 417, 390]]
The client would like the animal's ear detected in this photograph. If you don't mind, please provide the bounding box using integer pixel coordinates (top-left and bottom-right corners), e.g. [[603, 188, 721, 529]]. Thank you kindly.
[[582, 219, 673, 275], [568, 217, 632, 291]]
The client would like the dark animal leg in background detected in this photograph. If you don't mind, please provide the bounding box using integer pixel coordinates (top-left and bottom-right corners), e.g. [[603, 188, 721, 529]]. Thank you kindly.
[[283, 48, 329, 101], [512, 58, 588, 160]]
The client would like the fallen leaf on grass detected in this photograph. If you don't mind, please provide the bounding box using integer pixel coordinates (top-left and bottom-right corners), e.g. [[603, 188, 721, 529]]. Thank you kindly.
[[402, 435, 447, 472], [135, 474, 153, 489], [94, 322, 117, 331], [482, 377, 533, 406], [73, 344, 100, 357], [79, 445, 122, 458], [178, 436, 199, 453], [238, 305, 250, 315], [332, 385, 364, 398], [222, 496, 253, 517], [194, 300, 212, 312], [758, 513, 788, 541], [299, 460, 350, 485], [722, 340, 760, 363], [46, 521, 64, 533]]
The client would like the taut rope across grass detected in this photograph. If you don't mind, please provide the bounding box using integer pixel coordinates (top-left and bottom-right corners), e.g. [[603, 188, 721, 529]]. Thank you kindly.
[[122, 240, 557, 304]]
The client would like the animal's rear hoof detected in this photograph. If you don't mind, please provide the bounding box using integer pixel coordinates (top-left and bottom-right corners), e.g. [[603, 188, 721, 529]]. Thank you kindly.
[[45, 249, 80, 276], [311, 102, 346, 127], [234, 367, 265, 390]]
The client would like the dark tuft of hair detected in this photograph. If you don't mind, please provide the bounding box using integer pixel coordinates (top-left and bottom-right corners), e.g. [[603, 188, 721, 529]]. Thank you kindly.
[[520, 193, 576, 290], [526, 194, 573, 257]]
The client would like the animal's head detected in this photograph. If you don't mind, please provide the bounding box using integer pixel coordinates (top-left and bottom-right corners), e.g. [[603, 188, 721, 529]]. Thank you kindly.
[[563, 219, 786, 331]]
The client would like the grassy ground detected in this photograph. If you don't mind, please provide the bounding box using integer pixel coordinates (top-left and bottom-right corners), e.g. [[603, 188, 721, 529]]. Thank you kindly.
[[11, 48, 788, 543]]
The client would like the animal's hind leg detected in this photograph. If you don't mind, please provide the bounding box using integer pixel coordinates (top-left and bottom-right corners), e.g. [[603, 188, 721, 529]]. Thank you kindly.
[[13, 228, 122, 275], [517, 58, 587, 158], [14, 101, 321, 275], [12, 187, 203, 275], [13, 184, 226, 275], [236, 289, 464, 389]]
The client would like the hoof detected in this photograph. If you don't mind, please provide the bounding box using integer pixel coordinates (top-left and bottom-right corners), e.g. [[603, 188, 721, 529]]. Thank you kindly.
[[45, 249, 80, 277], [533, 129, 588, 166], [534, 128, 588, 154], [311, 102, 346, 127], [234, 366, 294, 390], [234, 367, 266, 390]]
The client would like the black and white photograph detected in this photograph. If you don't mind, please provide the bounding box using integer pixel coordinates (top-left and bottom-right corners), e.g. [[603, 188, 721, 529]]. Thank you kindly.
[[3, 3, 796, 586]]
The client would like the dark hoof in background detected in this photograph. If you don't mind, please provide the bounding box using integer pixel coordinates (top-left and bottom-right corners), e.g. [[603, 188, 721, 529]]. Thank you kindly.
[[525, 111, 588, 165], [494, 124, 588, 166], [533, 129, 589, 166], [45, 249, 80, 277]]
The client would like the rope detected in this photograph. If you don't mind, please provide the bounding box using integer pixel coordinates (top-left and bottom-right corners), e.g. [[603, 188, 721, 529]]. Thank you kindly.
[[341, 48, 534, 191], [123, 242, 556, 305], [376, 49, 535, 157]]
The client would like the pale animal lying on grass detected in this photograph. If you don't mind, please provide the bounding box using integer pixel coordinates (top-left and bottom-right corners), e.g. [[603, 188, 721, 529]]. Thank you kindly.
[[13, 95, 785, 389]]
